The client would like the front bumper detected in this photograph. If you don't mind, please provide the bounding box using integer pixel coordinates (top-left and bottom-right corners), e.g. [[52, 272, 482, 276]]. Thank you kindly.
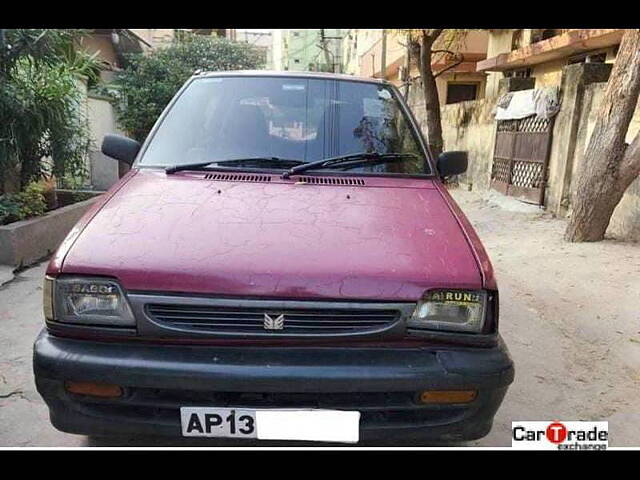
[[33, 330, 514, 443]]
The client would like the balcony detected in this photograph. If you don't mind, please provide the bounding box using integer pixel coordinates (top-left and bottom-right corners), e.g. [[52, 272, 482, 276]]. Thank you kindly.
[[477, 29, 624, 72]]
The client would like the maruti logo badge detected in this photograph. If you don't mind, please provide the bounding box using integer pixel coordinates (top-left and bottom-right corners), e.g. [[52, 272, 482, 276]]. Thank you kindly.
[[263, 313, 285, 330]]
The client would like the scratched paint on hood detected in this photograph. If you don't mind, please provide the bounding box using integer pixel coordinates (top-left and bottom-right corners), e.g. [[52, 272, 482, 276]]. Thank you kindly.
[[60, 169, 482, 301]]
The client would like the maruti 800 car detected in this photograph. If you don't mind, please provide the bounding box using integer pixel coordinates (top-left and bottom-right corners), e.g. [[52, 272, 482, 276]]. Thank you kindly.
[[33, 71, 514, 444]]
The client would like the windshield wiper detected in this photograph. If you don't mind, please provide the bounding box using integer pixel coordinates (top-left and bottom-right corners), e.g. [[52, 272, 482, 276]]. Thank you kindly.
[[165, 157, 306, 174], [281, 152, 420, 178]]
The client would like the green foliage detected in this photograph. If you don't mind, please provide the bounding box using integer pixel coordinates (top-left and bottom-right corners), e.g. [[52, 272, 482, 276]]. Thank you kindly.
[[15, 181, 47, 218], [111, 34, 265, 141], [71, 191, 96, 203], [0, 195, 21, 225], [0, 181, 47, 225], [0, 29, 100, 193]]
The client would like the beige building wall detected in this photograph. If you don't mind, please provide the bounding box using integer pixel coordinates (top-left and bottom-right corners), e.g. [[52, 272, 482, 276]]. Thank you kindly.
[[87, 95, 125, 190], [482, 30, 622, 98], [79, 35, 118, 67], [129, 29, 176, 49], [455, 30, 489, 57], [531, 46, 618, 90], [484, 29, 515, 98], [357, 30, 385, 78], [530, 58, 567, 89]]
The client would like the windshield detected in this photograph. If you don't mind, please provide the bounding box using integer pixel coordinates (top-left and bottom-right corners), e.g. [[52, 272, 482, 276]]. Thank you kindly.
[[139, 76, 430, 175]]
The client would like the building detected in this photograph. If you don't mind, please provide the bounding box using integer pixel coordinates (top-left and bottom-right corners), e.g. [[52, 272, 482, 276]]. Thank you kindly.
[[272, 29, 344, 72], [341, 29, 383, 76], [129, 29, 233, 49], [78, 29, 151, 83], [233, 29, 274, 69], [477, 29, 624, 97], [74, 30, 151, 191], [342, 30, 489, 106], [401, 28, 639, 241]]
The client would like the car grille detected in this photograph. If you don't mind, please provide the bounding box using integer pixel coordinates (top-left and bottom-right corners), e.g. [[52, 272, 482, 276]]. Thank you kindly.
[[146, 304, 400, 335]]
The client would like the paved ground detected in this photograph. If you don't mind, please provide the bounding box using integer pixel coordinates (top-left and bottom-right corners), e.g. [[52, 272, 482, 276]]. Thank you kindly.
[[0, 266, 14, 288], [1, 188, 639, 447]]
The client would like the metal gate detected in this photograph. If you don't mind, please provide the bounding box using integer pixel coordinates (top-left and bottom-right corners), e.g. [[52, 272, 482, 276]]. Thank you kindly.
[[490, 116, 554, 205]]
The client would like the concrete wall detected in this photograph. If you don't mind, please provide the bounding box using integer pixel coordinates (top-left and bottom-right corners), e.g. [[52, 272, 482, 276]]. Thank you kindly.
[[531, 58, 567, 89], [0, 197, 98, 267], [87, 94, 124, 191], [440, 98, 497, 190], [545, 64, 613, 215], [407, 81, 498, 191]]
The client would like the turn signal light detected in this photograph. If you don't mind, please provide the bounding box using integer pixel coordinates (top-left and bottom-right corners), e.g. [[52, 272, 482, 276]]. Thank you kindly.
[[419, 390, 477, 404], [65, 381, 123, 398]]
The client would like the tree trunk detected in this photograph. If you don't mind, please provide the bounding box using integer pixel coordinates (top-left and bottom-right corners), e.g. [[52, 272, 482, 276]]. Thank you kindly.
[[565, 29, 640, 242], [418, 31, 444, 158]]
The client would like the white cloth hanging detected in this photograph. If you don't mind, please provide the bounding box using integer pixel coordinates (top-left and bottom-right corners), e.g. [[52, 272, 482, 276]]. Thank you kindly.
[[495, 87, 560, 120]]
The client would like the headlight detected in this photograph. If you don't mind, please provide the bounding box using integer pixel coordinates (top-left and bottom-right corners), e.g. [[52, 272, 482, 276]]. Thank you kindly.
[[408, 290, 488, 333], [47, 276, 135, 327]]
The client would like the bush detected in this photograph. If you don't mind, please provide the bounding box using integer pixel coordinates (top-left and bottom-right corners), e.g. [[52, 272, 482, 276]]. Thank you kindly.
[[16, 182, 47, 218], [0, 29, 100, 193], [0, 196, 22, 225], [0, 181, 47, 225], [111, 34, 265, 142]]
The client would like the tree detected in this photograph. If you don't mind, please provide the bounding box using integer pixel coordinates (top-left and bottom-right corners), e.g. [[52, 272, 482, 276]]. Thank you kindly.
[[564, 30, 640, 242], [0, 29, 100, 194], [394, 29, 468, 158], [111, 34, 265, 142]]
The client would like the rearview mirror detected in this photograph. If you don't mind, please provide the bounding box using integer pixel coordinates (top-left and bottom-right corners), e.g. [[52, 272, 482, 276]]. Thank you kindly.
[[437, 151, 468, 177], [101, 134, 141, 165]]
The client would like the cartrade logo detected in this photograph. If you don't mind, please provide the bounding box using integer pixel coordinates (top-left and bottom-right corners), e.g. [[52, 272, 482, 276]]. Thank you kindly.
[[512, 421, 608, 450]]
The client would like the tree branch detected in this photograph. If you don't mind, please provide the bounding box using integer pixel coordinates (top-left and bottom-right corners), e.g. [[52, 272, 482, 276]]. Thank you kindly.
[[432, 50, 464, 78], [423, 29, 444, 43]]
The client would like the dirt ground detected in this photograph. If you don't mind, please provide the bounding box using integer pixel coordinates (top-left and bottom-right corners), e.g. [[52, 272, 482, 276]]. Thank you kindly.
[[456, 189, 640, 447], [0, 187, 639, 447]]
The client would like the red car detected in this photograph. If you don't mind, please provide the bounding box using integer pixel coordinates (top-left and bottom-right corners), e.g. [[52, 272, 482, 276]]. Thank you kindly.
[[34, 71, 514, 444]]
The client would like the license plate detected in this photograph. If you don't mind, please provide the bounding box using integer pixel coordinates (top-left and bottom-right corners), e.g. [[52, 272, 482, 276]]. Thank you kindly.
[[180, 407, 360, 443]]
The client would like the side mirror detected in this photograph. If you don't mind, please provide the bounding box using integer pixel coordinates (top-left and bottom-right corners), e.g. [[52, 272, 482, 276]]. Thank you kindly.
[[437, 151, 468, 177], [101, 134, 141, 165]]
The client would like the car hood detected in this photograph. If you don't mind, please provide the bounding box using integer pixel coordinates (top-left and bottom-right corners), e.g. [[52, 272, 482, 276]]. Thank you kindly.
[[60, 169, 482, 301]]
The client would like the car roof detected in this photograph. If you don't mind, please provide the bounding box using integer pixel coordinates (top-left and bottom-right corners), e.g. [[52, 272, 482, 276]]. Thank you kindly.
[[194, 70, 389, 85]]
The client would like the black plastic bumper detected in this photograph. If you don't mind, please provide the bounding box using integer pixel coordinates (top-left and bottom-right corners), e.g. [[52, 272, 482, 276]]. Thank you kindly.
[[33, 330, 514, 443]]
